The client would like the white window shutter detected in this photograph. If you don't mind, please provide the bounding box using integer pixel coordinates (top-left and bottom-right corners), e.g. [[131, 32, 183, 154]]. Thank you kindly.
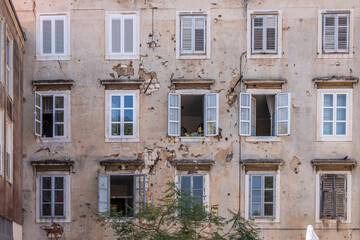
[[266, 15, 277, 51], [337, 15, 349, 52], [275, 93, 290, 136], [55, 19, 65, 54], [124, 17, 134, 53], [168, 93, 180, 136], [205, 93, 219, 136], [251, 96, 256, 136], [323, 15, 336, 52], [252, 16, 264, 52], [34, 92, 42, 137], [111, 18, 121, 53], [42, 20, 52, 54], [181, 17, 193, 52], [98, 174, 109, 214], [194, 16, 206, 53], [239, 93, 251, 136]]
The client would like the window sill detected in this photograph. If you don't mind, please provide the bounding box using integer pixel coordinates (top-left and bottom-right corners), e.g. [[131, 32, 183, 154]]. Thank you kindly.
[[36, 55, 71, 61], [36, 217, 70, 223], [39, 137, 71, 143], [105, 137, 139, 143], [247, 53, 281, 59], [245, 136, 281, 142], [316, 136, 352, 142], [248, 218, 279, 223], [105, 54, 139, 60], [180, 137, 209, 142], [177, 54, 209, 60], [317, 52, 353, 59], [315, 218, 350, 224]]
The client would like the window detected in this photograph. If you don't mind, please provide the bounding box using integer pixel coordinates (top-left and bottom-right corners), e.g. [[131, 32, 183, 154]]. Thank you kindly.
[[0, 111, 3, 177], [40, 175, 66, 218], [5, 120, 12, 183], [98, 174, 145, 217], [320, 174, 347, 220], [37, 13, 69, 59], [34, 92, 69, 139], [168, 93, 219, 137], [239, 92, 290, 137], [322, 14, 349, 53], [106, 13, 137, 59], [317, 89, 352, 141], [251, 15, 277, 53], [249, 174, 276, 218], [6, 35, 12, 97], [180, 175, 204, 205]]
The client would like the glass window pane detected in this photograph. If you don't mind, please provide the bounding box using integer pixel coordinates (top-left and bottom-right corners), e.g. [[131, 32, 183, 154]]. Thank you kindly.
[[124, 110, 133, 122], [193, 189, 203, 197], [278, 108, 288, 121], [324, 94, 333, 107], [124, 123, 133, 135], [99, 176, 108, 188], [264, 204, 273, 216], [55, 191, 64, 202], [252, 176, 261, 188], [181, 176, 191, 189], [99, 189, 108, 202], [124, 96, 133, 108], [323, 122, 333, 135], [111, 123, 121, 136], [336, 122, 346, 135], [55, 96, 64, 108], [55, 110, 64, 122], [207, 109, 216, 121], [337, 94, 346, 107], [252, 190, 261, 202], [278, 122, 288, 135], [206, 122, 216, 135], [278, 94, 288, 107], [241, 94, 250, 106], [36, 122, 41, 134], [241, 108, 250, 121], [336, 108, 346, 121], [55, 177, 64, 189], [112, 96, 121, 108], [36, 94, 41, 106], [323, 108, 333, 121], [170, 109, 179, 121], [43, 190, 52, 202], [54, 204, 64, 216], [207, 95, 216, 107], [251, 203, 261, 216], [111, 110, 121, 122], [193, 176, 203, 189], [264, 190, 273, 202], [42, 204, 51, 216], [55, 124, 64, 136], [36, 108, 41, 121], [241, 122, 249, 135], [169, 95, 179, 107], [42, 177, 51, 189], [169, 122, 178, 135], [264, 176, 273, 188]]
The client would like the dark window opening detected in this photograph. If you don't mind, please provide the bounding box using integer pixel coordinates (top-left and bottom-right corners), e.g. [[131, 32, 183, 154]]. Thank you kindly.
[[42, 96, 53, 137], [252, 95, 275, 136], [110, 175, 134, 217], [181, 95, 204, 137]]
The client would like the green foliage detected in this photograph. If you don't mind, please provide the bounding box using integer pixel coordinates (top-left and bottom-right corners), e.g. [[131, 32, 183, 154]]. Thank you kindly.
[[98, 182, 260, 240]]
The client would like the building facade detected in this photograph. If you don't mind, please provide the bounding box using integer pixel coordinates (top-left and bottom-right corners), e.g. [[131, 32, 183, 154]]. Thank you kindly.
[[14, 0, 360, 239], [0, 0, 25, 240]]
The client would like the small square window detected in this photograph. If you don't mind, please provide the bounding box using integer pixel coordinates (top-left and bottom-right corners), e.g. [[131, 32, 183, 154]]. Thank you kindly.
[[251, 15, 278, 54], [180, 15, 206, 54]]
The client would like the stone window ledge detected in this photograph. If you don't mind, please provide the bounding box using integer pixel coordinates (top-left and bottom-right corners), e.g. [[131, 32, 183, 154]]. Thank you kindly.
[[100, 159, 144, 170], [313, 77, 358, 89], [170, 159, 215, 170], [240, 159, 284, 172], [171, 79, 214, 90], [32, 80, 74, 91], [31, 159, 74, 172], [100, 79, 144, 90], [242, 78, 286, 89], [311, 159, 357, 171]]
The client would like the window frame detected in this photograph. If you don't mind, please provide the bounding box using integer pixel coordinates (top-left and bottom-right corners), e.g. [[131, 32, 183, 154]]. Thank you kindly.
[[179, 174, 205, 205], [247, 10, 282, 59], [105, 90, 139, 142], [317, 89, 352, 141], [40, 174, 66, 218], [36, 13, 70, 61], [34, 91, 71, 142], [317, 9, 353, 58], [251, 14, 278, 54], [176, 11, 210, 59], [315, 171, 351, 223]]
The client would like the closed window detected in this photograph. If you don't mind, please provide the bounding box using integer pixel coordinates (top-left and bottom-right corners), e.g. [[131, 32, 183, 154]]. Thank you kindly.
[[40, 175, 66, 218], [322, 14, 349, 53], [239, 92, 290, 136], [249, 174, 276, 218], [168, 93, 219, 137], [39, 15, 68, 57], [98, 174, 145, 217], [180, 15, 206, 54], [34, 92, 69, 139], [251, 15, 277, 53], [180, 175, 204, 205], [320, 174, 346, 220]]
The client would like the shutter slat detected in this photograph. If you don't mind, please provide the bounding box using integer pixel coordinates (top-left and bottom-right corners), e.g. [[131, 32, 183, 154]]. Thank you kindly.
[[124, 18, 134, 53], [111, 19, 121, 53], [42, 20, 52, 54], [55, 20, 64, 54]]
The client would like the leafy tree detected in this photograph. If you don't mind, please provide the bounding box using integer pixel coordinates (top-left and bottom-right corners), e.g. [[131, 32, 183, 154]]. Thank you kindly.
[[98, 182, 259, 240]]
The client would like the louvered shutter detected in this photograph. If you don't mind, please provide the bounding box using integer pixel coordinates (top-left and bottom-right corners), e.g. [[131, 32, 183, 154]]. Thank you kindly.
[[111, 18, 121, 53], [181, 17, 193, 52], [239, 93, 251, 136], [98, 174, 110, 214], [337, 15, 349, 52], [34, 92, 42, 137], [205, 93, 218, 136], [334, 175, 346, 218], [252, 16, 263, 52], [42, 20, 52, 54], [275, 93, 290, 136], [266, 15, 277, 51], [323, 15, 336, 52], [124, 17, 134, 53], [55, 19, 65, 54], [168, 93, 180, 136], [321, 174, 347, 219], [194, 16, 206, 53], [321, 175, 334, 218]]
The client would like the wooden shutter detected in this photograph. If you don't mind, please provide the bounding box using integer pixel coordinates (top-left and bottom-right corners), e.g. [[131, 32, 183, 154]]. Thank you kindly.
[[275, 93, 290, 136], [34, 92, 42, 137], [337, 15, 349, 52], [98, 174, 110, 214], [124, 17, 135, 53], [323, 15, 336, 52], [205, 93, 218, 136], [334, 175, 346, 218], [111, 18, 121, 53], [239, 93, 251, 136], [194, 16, 206, 52], [168, 93, 180, 136], [321, 174, 347, 219], [252, 16, 264, 52], [42, 20, 52, 54], [181, 16, 193, 52], [55, 19, 65, 54], [266, 15, 277, 51]]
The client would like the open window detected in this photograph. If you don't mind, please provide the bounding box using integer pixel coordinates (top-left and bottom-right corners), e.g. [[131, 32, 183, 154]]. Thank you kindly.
[[168, 93, 218, 137], [98, 174, 145, 217], [239, 92, 290, 136]]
